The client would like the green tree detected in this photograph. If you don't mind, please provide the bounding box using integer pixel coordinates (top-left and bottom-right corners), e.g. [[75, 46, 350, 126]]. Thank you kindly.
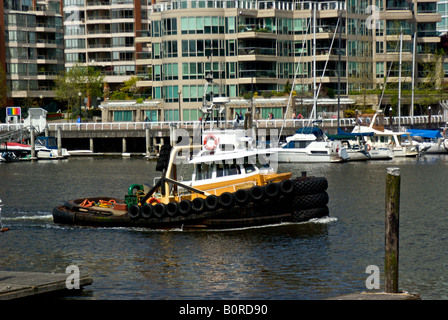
[[416, 48, 445, 114], [55, 64, 104, 119]]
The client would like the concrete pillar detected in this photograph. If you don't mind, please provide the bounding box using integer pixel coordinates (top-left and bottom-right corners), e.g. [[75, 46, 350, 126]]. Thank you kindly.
[[122, 137, 127, 153], [89, 138, 94, 152]]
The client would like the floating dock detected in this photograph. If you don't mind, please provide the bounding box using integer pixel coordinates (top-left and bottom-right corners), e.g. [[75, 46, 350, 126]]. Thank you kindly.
[[326, 292, 421, 300], [0, 271, 93, 300]]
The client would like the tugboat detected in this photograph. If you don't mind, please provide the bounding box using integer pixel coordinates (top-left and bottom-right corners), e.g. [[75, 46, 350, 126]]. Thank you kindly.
[[52, 128, 330, 230], [53, 73, 329, 230]]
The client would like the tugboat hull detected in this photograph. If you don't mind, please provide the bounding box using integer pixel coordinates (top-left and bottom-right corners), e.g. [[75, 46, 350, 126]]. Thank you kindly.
[[52, 177, 329, 230]]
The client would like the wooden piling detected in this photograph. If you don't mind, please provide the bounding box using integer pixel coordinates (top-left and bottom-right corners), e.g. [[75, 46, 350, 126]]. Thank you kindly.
[[30, 128, 36, 160], [328, 168, 420, 300], [57, 126, 62, 158], [385, 167, 401, 293]]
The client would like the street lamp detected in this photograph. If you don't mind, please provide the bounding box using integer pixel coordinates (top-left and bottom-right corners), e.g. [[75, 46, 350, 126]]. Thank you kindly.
[[389, 107, 393, 129], [428, 106, 431, 126], [178, 89, 182, 127], [78, 92, 82, 123]]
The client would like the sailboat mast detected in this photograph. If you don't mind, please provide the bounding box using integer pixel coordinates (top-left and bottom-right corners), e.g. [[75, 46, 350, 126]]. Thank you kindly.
[[398, 31, 403, 129], [337, 10, 342, 128], [411, 32, 416, 127], [313, 2, 317, 121]]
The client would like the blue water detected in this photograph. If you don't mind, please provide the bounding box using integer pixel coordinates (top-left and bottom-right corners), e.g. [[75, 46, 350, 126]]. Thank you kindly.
[[1, 155, 448, 300]]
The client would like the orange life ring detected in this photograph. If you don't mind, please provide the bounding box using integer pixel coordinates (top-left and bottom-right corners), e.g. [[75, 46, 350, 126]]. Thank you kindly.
[[147, 197, 161, 204], [203, 134, 219, 150], [366, 144, 372, 152]]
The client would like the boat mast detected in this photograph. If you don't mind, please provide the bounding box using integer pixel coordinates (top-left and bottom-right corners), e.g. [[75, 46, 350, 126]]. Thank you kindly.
[[337, 9, 342, 129], [398, 31, 403, 129], [411, 31, 416, 127], [312, 2, 317, 122]]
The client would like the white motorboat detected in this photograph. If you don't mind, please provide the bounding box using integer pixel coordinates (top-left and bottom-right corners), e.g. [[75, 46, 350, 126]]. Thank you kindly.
[[0, 142, 32, 162], [329, 129, 394, 161], [402, 129, 448, 154], [352, 126, 420, 157], [272, 127, 349, 163], [35, 137, 70, 159], [351, 113, 420, 157]]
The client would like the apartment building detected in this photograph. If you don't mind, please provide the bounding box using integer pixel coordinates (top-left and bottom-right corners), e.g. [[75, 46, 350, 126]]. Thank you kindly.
[[437, 0, 448, 34], [130, 0, 441, 121], [1, 0, 65, 106], [62, 0, 140, 93]]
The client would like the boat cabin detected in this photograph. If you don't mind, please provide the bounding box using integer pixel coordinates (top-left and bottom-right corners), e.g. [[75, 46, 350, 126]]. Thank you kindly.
[[192, 157, 262, 182]]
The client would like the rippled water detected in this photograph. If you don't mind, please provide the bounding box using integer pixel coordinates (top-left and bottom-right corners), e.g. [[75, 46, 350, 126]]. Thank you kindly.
[[1, 155, 448, 300]]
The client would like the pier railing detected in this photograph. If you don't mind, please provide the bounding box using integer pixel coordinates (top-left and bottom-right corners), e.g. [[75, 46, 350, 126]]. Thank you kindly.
[[0, 115, 445, 133]]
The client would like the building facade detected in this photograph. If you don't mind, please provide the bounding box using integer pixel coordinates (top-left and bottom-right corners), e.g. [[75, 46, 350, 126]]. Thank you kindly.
[[2, 0, 65, 106], [131, 0, 441, 122], [62, 0, 142, 92]]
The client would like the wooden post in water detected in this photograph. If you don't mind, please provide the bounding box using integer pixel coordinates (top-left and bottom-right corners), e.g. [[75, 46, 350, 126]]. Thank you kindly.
[[30, 127, 36, 160], [57, 126, 62, 158], [385, 167, 401, 293], [145, 127, 150, 158]]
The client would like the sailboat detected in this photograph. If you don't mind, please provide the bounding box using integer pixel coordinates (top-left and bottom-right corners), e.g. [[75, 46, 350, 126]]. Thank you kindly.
[[351, 31, 425, 157], [328, 127, 394, 160], [274, 4, 349, 163]]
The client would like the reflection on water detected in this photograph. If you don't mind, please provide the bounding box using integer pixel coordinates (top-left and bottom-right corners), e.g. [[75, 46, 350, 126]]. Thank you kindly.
[[1, 155, 448, 299]]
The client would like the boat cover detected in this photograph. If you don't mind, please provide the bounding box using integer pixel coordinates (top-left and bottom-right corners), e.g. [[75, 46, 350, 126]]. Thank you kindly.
[[403, 129, 442, 139], [296, 127, 324, 136], [327, 128, 374, 140]]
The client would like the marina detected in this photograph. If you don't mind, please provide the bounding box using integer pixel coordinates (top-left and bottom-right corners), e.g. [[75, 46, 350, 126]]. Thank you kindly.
[[1, 154, 448, 300]]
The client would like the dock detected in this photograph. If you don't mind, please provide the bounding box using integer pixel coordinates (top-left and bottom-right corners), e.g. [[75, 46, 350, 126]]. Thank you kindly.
[[0, 271, 93, 300], [326, 292, 421, 300]]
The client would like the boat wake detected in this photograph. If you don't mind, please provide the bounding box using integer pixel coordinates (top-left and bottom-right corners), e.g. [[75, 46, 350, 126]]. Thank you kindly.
[[3, 213, 53, 221], [309, 216, 337, 224]]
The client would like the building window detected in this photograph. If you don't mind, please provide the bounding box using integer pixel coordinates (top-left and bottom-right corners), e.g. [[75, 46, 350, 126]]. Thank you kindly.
[[153, 87, 162, 99], [376, 62, 384, 78], [162, 40, 178, 58], [163, 63, 178, 80], [152, 43, 161, 59], [376, 41, 384, 53], [114, 111, 133, 122], [145, 110, 158, 122], [163, 85, 179, 103], [261, 107, 282, 119], [164, 109, 179, 121], [183, 109, 199, 121], [162, 17, 177, 36], [182, 62, 204, 80]]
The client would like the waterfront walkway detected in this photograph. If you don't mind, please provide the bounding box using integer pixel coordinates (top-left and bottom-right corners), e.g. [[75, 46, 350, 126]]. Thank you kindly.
[[0, 114, 444, 135]]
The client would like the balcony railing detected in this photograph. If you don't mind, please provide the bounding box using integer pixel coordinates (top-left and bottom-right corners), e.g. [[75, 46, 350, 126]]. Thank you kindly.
[[238, 47, 276, 56], [239, 70, 277, 78]]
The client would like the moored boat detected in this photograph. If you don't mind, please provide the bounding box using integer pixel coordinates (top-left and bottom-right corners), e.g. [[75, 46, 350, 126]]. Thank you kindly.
[[271, 127, 349, 163], [53, 130, 330, 230], [328, 128, 394, 161]]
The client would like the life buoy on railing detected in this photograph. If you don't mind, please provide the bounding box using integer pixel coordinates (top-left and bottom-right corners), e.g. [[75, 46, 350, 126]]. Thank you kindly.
[[366, 144, 372, 152], [203, 134, 219, 150]]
